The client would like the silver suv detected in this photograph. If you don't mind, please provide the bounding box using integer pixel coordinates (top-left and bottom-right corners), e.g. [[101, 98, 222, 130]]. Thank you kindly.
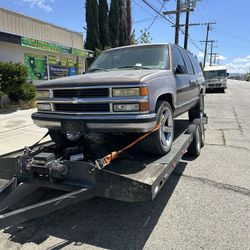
[[32, 44, 205, 155]]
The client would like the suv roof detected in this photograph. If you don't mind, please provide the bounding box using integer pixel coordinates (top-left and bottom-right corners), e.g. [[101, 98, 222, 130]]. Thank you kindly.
[[204, 65, 227, 71], [105, 43, 169, 52]]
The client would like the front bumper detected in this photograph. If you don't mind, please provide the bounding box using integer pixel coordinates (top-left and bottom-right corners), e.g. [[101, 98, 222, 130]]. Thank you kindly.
[[32, 112, 157, 133], [206, 82, 227, 89]]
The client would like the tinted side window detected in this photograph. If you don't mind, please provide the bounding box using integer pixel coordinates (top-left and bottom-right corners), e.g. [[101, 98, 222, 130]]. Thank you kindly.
[[171, 47, 187, 74], [181, 50, 195, 75], [188, 54, 202, 75]]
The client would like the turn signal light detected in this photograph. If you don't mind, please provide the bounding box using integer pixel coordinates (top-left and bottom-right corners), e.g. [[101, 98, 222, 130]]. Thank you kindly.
[[140, 102, 149, 112]]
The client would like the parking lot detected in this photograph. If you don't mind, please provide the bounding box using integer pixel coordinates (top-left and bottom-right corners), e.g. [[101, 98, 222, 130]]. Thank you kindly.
[[0, 79, 249, 249]]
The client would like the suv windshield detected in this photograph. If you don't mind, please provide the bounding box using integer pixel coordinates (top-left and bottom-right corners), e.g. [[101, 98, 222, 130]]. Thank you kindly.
[[88, 45, 169, 72], [204, 70, 227, 80]]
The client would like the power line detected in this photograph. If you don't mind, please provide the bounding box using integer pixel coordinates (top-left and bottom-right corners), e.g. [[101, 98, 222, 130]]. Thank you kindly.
[[133, 0, 169, 24], [142, 0, 177, 26], [141, 0, 204, 52], [133, 16, 156, 24], [135, 1, 166, 42]]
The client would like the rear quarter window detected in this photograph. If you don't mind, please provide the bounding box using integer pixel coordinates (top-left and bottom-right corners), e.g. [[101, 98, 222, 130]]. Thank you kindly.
[[188, 53, 203, 75], [181, 50, 195, 75], [171, 46, 188, 74]]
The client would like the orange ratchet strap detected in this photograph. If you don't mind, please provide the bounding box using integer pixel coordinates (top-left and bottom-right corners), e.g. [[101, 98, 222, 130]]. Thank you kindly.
[[95, 122, 161, 169]]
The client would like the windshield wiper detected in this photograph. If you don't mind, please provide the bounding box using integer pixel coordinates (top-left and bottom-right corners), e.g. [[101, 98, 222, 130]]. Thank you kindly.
[[118, 65, 150, 70], [87, 68, 109, 73]]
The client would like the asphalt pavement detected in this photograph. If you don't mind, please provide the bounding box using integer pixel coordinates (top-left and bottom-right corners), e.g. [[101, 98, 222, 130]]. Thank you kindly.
[[0, 79, 249, 250]]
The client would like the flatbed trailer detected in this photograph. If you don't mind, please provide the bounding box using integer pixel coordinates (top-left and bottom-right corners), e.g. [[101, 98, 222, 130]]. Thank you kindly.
[[0, 117, 207, 229]]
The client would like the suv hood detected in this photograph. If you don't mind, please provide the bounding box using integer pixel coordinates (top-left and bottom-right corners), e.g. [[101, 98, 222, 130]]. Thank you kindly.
[[36, 69, 171, 88]]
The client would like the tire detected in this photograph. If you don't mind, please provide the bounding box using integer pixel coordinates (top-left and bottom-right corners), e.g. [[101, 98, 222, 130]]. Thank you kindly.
[[49, 129, 83, 147], [188, 94, 204, 121], [192, 118, 205, 147], [187, 124, 201, 157], [141, 101, 174, 155]]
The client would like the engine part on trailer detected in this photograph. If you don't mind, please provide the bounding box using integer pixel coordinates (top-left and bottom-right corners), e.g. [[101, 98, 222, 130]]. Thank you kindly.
[[34, 152, 56, 165], [49, 161, 68, 179], [23, 152, 68, 180]]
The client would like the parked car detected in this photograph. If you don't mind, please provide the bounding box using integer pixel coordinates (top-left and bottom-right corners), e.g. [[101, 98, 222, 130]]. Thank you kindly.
[[32, 43, 205, 155], [203, 65, 228, 92]]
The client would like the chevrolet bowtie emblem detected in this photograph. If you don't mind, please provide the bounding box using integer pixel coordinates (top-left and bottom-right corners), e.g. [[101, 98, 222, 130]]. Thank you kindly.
[[72, 98, 80, 104]]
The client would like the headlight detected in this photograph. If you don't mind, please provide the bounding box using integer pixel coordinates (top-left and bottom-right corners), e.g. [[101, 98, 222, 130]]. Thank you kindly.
[[112, 87, 148, 97], [37, 103, 51, 111], [36, 90, 50, 99], [113, 103, 140, 112]]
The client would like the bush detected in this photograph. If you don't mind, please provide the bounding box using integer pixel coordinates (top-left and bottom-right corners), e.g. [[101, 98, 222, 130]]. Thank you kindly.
[[0, 62, 35, 103], [8, 82, 36, 102]]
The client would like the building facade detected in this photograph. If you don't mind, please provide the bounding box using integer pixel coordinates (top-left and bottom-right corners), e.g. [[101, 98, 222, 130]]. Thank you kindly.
[[0, 8, 93, 82]]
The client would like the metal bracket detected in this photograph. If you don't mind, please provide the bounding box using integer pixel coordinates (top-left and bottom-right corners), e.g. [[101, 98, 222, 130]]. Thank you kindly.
[[0, 182, 95, 229]]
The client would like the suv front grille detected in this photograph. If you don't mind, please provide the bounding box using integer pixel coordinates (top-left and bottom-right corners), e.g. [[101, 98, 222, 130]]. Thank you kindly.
[[54, 103, 110, 113], [53, 88, 109, 98]]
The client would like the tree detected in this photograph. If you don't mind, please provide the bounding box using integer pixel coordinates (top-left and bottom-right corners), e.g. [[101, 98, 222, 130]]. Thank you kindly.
[[118, 0, 127, 46], [99, 0, 110, 49], [109, 0, 120, 47], [85, 0, 101, 51], [125, 0, 133, 45], [138, 29, 152, 44]]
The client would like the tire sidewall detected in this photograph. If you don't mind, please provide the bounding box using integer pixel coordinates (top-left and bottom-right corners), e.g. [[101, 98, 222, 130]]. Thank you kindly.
[[155, 101, 174, 153]]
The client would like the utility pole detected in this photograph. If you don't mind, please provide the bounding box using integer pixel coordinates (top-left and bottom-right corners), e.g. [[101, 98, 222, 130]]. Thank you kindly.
[[203, 23, 210, 68], [214, 53, 217, 65], [175, 0, 181, 45], [163, 0, 194, 46], [184, 2, 190, 49], [208, 40, 217, 66], [200, 40, 216, 66], [199, 22, 216, 68], [177, 22, 215, 50]]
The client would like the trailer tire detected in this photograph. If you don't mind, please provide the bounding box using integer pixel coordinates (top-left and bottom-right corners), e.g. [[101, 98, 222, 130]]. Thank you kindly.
[[192, 118, 205, 147], [188, 94, 204, 121], [187, 124, 201, 157], [141, 101, 174, 155], [49, 129, 83, 147]]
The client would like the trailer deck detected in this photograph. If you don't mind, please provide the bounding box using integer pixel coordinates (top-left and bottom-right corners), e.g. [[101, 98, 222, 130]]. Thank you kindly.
[[0, 117, 207, 229]]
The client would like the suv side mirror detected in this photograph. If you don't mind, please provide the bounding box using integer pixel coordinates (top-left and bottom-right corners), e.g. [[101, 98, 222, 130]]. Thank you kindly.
[[227, 73, 229, 77], [175, 64, 186, 74]]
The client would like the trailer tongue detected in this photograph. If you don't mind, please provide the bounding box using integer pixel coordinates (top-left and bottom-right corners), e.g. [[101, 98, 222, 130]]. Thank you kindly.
[[0, 117, 207, 229]]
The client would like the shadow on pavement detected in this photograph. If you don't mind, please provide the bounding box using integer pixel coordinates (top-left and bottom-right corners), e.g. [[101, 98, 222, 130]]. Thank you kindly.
[[206, 89, 225, 94], [4, 162, 188, 250]]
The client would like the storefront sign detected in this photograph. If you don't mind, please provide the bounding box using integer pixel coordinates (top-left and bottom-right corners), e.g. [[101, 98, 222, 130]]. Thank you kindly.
[[24, 54, 48, 80], [48, 55, 57, 65], [72, 48, 89, 58], [60, 57, 68, 66], [49, 65, 68, 78], [68, 67, 77, 76], [21, 37, 72, 54], [67, 58, 74, 67]]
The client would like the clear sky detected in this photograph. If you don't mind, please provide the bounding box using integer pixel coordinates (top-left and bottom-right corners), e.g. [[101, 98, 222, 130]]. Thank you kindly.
[[0, 0, 250, 73]]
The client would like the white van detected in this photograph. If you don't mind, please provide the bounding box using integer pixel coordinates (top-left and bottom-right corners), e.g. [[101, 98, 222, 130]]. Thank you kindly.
[[203, 65, 228, 92]]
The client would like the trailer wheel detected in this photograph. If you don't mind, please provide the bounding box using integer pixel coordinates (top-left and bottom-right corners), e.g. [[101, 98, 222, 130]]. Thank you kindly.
[[49, 129, 83, 147], [192, 118, 205, 147], [188, 94, 204, 121], [187, 124, 201, 157], [141, 101, 174, 155]]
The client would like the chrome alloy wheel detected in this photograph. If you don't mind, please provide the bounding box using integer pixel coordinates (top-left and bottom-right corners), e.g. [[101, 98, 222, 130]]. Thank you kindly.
[[160, 106, 174, 150]]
